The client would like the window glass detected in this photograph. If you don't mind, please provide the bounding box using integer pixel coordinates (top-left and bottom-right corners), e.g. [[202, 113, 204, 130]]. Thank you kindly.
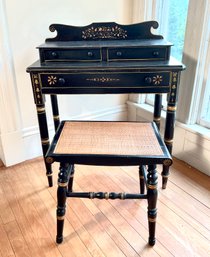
[[166, 0, 189, 61], [199, 69, 210, 128], [145, 0, 189, 106]]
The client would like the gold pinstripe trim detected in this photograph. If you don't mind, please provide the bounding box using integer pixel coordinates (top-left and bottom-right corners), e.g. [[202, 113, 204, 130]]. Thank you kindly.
[[148, 217, 156, 222], [120, 192, 126, 200], [148, 184, 157, 190], [153, 117, 161, 121], [53, 115, 60, 120], [162, 174, 169, 178], [41, 139, 49, 145], [164, 138, 173, 144], [57, 215, 65, 221], [105, 192, 109, 200], [58, 182, 68, 187], [90, 192, 94, 199], [167, 106, 176, 111], [37, 107, 45, 113]]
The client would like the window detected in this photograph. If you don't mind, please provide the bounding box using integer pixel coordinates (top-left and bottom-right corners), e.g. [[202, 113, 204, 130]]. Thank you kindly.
[[130, 0, 210, 129], [165, 0, 189, 61], [199, 78, 210, 127], [145, 0, 189, 108], [128, 0, 210, 175], [197, 23, 210, 128]]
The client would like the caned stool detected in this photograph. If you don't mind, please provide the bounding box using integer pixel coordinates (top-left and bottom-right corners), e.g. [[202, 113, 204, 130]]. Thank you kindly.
[[46, 121, 172, 246]]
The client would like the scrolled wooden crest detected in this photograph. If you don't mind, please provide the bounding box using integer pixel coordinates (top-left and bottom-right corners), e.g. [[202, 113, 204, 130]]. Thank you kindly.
[[46, 21, 163, 42]]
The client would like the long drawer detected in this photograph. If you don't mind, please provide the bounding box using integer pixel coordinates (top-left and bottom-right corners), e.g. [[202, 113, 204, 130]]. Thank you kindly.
[[39, 71, 172, 94]]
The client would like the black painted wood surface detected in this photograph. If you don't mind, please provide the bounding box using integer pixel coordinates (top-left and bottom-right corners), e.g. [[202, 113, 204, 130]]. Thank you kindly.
[[27, 21, 185, 246]]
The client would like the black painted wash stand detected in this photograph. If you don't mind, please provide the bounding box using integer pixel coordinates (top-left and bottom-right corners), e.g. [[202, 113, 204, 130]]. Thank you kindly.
[[27, 21, 184, 246]]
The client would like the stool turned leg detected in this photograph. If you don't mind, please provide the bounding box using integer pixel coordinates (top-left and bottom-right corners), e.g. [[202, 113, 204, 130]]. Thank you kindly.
[[68, 165, 75, 193], [139, 165, 145, 194], [147, 164, 158, 246], [45, 162, 53, 187], [162, 162, 170, 189], [56, 163, 69, 244]]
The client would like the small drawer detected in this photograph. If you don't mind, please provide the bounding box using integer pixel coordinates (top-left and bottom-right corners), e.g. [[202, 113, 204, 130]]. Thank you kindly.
[[40, 71, 171, 94], [107, 47, 168, 61], [40, 48, 102, 62]]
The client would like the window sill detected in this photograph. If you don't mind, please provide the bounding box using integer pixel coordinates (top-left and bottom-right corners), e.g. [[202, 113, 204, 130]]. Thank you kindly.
[[127, 101, 210, 176], [127, 101, 210, 139]]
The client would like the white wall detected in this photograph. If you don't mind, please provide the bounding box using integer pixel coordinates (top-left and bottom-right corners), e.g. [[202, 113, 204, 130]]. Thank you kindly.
[[0, 0, 130, 165]]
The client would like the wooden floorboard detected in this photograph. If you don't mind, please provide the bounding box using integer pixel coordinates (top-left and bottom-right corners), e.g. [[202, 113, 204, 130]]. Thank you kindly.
[[0, 157, 209, 257]]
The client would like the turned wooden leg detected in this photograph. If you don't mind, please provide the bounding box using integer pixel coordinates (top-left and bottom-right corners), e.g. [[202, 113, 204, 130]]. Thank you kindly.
[[162, 71, 180, 189], [30, 73, 53, 187], [147, 164, 158, 246], [153, 94, 162, 130], [36, 105, 53, 187], [162, 105, 176, 189], [50, 95, 60, 131], [162, 164, 170, 189], [68, 165, 75, 193], [139, 165, 145, 194], [56, 162, 70, 244]]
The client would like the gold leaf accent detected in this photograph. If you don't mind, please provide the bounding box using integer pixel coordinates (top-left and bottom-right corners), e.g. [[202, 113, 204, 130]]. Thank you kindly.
[[46, 157, 54, 164], [86, 77, 120, 83], [82, 25, 127, 40], [57, 215, 65, 220], [35, 79, 39, 85], [152, 75, 163, 85], [47, 76, 57, 85], [167, 106, 176, 111], [163, 159, 172, 166], [148, 184, 157, 190]]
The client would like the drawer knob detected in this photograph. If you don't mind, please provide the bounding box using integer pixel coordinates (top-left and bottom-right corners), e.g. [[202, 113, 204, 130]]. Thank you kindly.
[[116, 51, 122, 57], [58, 78, 65, 85], [87, 51, 93, 57], [51, 51, 58, 58], [153, 51, 159, 57], [145, 77, 152, 84]]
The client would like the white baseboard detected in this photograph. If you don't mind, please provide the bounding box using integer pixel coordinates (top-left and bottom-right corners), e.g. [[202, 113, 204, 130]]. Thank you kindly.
[[0, 130, 25, 166], [127, 101, 210, 176], [22, 104, 127, 161]]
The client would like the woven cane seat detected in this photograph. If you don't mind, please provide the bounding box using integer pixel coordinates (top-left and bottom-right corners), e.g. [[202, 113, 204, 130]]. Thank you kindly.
[[54, 121, 164, 156], [46, 121, 171, 167]]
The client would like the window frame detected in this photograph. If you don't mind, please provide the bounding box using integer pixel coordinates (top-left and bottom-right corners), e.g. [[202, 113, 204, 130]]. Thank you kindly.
[[196, 22, 210, 128], [128, 0, 210, 176], [139, 0, 210, 129]]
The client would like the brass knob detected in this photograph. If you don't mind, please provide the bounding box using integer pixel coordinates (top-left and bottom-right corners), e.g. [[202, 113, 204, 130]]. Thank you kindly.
[[116, 51, 122, 57], [153, 51, 159, 57], [51, 51, 58, 58], [87, 51, 93, 57], [145, 77, 152, 84], [58, 78, 65, 85]]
